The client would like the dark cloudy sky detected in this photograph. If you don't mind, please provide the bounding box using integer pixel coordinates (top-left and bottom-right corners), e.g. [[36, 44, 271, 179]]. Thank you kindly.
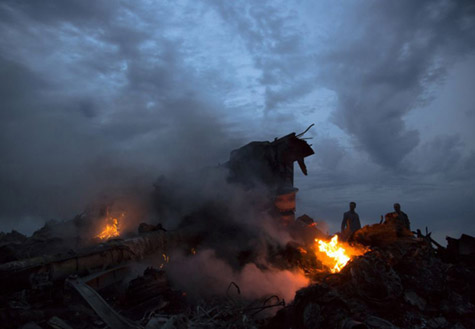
[[1, 0, 474, 243]]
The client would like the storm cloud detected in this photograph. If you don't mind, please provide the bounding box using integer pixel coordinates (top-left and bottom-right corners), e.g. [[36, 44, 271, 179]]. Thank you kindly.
[[0, 0, 474, 242]]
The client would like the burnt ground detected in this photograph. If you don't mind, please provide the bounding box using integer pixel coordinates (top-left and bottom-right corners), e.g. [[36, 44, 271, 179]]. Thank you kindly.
[[0, 220, 474, 329]]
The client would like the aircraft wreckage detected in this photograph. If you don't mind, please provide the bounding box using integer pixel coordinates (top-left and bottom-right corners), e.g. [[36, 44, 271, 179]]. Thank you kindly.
[[1, 127, 474, 329]]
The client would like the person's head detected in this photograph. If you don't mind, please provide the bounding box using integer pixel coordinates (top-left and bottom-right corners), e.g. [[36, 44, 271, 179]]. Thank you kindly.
[[349, 202, 356, 211], [394, 203, 401, 212]]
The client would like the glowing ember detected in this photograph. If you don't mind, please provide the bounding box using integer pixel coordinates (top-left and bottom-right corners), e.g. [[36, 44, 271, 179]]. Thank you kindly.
[[314, 235, 365, 273], [159, 253, 169, 269], [96, 217, 120, 240]]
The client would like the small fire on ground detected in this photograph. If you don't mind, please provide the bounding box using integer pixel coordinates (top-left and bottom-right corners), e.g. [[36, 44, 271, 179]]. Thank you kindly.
[[96, 216, 121, 240], [315, 235, 367, 273]]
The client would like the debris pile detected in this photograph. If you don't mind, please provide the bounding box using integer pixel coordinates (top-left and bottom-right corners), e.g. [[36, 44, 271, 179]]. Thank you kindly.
[[267, 225, 475, 329], [0, 222, 263, 329], [1, 130, 474, 328], [2, 216, 474, 328]]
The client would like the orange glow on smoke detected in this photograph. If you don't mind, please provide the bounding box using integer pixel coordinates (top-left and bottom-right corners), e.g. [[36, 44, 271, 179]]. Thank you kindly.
[[315, 235, 366, 273], [96, 217, 120, 240]]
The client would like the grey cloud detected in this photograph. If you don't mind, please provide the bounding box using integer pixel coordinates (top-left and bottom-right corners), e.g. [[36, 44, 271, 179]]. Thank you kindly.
[[0, 0, 119, 26], [0, 1, 237, 231], [210, 1, 313, 114], [413, 134, 463, 175], [0, 0, 474, 242], [309, 137, 346, 172], [210, 0, 475, 170], [319, 0, 475, 168]]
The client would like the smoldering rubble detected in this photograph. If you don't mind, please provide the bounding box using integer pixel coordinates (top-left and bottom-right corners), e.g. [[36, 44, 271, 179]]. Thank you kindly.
[[267, 228, 475, 329], [0, 130, 474, 329]]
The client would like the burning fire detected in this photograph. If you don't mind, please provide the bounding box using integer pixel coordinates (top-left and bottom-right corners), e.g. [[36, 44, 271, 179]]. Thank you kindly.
[[315, 235, 366, 273], [96, 217, 120, 240], [159, 253, 169, 269]]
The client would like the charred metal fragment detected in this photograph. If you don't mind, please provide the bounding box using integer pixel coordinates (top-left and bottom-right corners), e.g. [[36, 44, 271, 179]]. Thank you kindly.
[[447, 234, 475, 257], [0, 231, 167, 293], [226, 132, 314, 192], [226, 130, 314, 224], [66, 276, 143, 329]]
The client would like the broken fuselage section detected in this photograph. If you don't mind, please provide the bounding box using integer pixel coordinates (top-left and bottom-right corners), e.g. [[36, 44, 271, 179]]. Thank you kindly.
[[226, 132, 315, 225]]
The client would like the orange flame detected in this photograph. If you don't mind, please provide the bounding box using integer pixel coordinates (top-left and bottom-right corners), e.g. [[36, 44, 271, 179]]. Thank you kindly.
[[159, 253, 169, 269], [96, 217, 120, 240], [315, 235, 366, 273]]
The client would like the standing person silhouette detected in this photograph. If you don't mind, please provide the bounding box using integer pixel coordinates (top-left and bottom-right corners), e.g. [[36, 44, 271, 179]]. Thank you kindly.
[[387, 203, 411, 230], [341, 201, 361, 241]]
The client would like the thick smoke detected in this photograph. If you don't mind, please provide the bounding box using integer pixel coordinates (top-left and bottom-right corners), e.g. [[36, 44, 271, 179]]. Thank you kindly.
[[166, 249, 308, 302], [0, 0, 242, 233], [148, 162, 310, 302]]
